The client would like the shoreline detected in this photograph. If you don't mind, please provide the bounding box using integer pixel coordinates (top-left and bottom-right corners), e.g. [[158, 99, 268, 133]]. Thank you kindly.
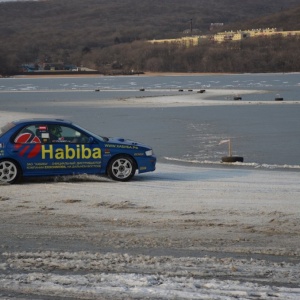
[[11, 73, 227, 79], [8, 71, 300, 79], [5, 71, 230, 79]]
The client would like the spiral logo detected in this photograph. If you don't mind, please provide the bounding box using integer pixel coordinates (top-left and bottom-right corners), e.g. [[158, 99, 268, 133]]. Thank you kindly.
[[14, 133, 42, 158]]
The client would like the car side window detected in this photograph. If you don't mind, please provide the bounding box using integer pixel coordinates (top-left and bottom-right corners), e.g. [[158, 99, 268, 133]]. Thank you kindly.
[[37, 124, 89, 144], [14, 124, 90, 144], [14, 125, 41, 144], [58, 126, 90, 144]]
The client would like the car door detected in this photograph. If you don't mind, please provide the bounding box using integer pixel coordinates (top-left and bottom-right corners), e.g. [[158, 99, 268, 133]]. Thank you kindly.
[[9, 124, 45, 175], [11, 123, 103, 177]]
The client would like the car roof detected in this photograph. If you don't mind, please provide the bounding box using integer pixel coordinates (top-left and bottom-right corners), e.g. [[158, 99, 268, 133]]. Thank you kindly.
[[12, 119, 73, 126]]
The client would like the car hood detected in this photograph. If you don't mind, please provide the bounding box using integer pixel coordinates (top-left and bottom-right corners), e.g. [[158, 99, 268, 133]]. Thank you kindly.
[[106, 137, 151, 149]]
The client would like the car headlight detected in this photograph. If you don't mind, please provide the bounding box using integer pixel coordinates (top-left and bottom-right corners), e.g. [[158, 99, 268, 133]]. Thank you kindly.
[[145, 149, 153, 156]]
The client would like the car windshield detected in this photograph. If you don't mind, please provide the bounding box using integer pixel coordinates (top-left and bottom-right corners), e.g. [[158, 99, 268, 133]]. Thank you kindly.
[[0, 122, 16, 137]]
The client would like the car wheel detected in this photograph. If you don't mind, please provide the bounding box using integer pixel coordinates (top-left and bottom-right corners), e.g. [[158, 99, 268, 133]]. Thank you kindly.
[[0, 160, 21, 184], [107, 155, 136, 181]]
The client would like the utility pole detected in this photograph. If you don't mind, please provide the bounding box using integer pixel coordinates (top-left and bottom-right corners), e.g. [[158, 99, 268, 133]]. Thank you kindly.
[[190, 18, 193, 35]]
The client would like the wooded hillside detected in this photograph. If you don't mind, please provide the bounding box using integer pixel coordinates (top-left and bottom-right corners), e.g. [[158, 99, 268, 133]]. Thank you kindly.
[[0, 0, 300, 75]]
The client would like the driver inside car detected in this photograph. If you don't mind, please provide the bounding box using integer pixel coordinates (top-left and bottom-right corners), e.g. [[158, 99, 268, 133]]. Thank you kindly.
[[49, 125, 64, 142]]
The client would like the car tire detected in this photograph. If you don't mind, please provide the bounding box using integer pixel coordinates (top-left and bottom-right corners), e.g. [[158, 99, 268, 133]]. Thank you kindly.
[[221, 156, 244, 163], [0, 159, 22, 184], [107, 155, 136, 182]]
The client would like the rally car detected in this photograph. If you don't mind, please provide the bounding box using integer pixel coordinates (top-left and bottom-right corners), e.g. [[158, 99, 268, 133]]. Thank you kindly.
[[0, 119, 156, 183]]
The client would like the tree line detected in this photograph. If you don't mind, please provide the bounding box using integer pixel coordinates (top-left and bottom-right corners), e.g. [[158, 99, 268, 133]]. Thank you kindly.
[[1, 35, 299, 75], [0, 0, 300, 75], [81, 35, 300, 74]]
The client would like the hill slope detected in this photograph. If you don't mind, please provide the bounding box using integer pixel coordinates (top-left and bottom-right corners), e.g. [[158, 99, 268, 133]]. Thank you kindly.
[[0, 0, 300, 74]]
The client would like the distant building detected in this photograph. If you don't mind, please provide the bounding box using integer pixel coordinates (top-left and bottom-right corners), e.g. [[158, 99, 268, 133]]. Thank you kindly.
[[148, 36, 199, 47], [43, 63, 64, 71], [148, 28, 300, 46], [210, 23, 224, 31], [20, 64, 37, 72], [213, 28, 300, 42]]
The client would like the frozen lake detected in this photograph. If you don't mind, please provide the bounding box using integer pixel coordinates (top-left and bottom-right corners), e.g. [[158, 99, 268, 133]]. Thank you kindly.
[[1, 73, 300, 168]]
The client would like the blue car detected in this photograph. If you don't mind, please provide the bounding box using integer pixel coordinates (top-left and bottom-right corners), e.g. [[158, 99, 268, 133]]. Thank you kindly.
[[0, 119, 156, 183]]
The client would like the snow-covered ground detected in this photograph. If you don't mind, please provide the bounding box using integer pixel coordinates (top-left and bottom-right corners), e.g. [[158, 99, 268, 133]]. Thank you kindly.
[[0, 162, 299, 299], [0, 93, 300, 299], [0, 250, 300, 299]]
